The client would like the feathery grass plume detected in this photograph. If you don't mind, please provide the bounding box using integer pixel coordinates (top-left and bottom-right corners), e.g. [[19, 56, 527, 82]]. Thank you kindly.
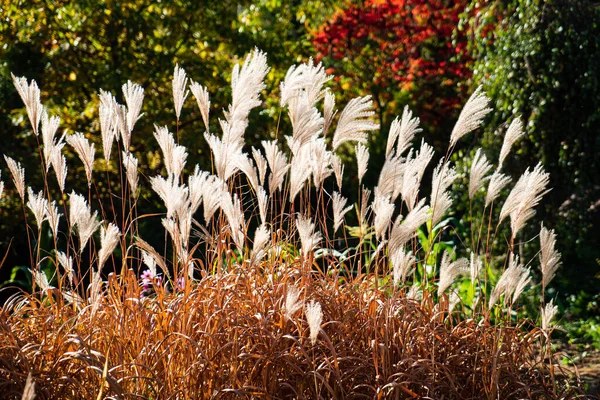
[[438, 249, 469, 296], [430, 161, 458, 225], [401, 141, 434, 210], [204, 131, 242, 181], [257, 186, 268, 225], [223, 48, 269, 147], [489, 254, 529, 309], [26, 187, 47, 228], [539, 224, 562, 289], [470, 252, 482, 285], [376, 153, 405, 202], [122, 151, 139, 198], [285, 93, 324, 155], [49, 146, 67, 192], [296, 214, 322, 258], [280, 59, 330, 108], [33, 269, 51, 292], [541, 299, 559, 331], [4, 155, 26, 200], [187, 166, 209, 213], [323, 90, 337, 134], [309, 138, 333, 188], [332, 95, 379, 150], [284, 285, 303, 321], [57, 251, 74, 286], [356, 143, 369, 184], [66, 132, 95, 186], [250, 224, 270, 266], [331, 154, 344, 189], [98, 223, 121, 269], [172, 64, 189, 120], [41, 109, 62, 169], [499, 116, 524, 167], [114, 102, 130, 149], [372, 193, 395, 240], [99, 90, 117, 162], [11, 74, 42, 136], [21, 372, 35, 400], [360, 187, 371, 229], [122, 80, 145, 137], [154, 126, 188, 178], [512, 266, 531, 304], [45, 201, 61, 240], [89, 267, 103, 316], [391, 248, 415, 285], [332, 191, 352, 234], [262, 140, 289, 193], [69, 191, 102, 252], [289, 146, 313, 202], [141, 250, 157, 278], [190, 81, 211, 132], [251, 147, 268, 186], [450, 86, 492, 147], [485, 168, 511, 207], [150, 174, 190, 219], [220, 192, 246, 250], [386, 106, 421, 158], [500, 163, 550, 237], [201, 176, 226, 223], [305, 300, 322, 345], [235, 153, 260, 191], [469, 149, 493, 199], [389, 199, 430, 254]]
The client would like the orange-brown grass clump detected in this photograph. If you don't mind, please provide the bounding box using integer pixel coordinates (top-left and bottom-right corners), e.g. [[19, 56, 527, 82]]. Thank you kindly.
[[0, 50, 586, 398], [0, 268, 576, 399]]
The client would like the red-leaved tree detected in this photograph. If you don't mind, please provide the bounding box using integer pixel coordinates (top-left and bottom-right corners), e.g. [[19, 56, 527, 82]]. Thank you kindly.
[[313, 0, 471, 151]]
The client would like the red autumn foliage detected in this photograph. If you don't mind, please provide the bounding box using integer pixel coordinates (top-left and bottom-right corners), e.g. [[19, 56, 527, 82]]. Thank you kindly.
[[313, 0, 472, 136]]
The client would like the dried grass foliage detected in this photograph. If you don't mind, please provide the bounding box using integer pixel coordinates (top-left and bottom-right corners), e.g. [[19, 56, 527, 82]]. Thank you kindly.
[[0, 268, 577, 399]]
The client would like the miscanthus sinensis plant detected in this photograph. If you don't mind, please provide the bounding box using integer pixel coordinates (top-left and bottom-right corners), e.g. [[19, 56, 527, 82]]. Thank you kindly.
[[0, 50, 580, 399]]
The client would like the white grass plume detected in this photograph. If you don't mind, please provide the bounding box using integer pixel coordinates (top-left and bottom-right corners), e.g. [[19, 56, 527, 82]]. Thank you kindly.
[[187, 166, 210, 213], [45, 201, 61, 240], [201, 176, 227, 223], [331, 154, 344, 190], [489, 254, 530, 308], [262, 140, 289, 193], [99, 90, 117, 162], [470, 252, 482, 285], [11, 74, 42, 136], [499, 117, 524, 167], [391, 248, 415, 285], [26, 187, 47, 228], [98, 223, 120, 269], [190, 81, 211, 132], [500, 163, 550, 237], [372, 193, 395, 240], [257, 186, 268, 225], [450, 86, 492, 147], [376, 153, 405, 202], [280, 59, 330, 108], [286, 93, 324, 155], [289, 147, 313, 203], [389, 199, 430, 254], [41, 109, 62, 169], [66, 132, 95, 186], [438, 249, 469, 296], [284, 285, 303, 321], [150, 174, 189, 219], [69, 191, 102, 252], [332, 191, 352, 234], [309, 138, 332, 189], [430, 161, 458, 225], [50, 146, 67, 193], [57, 251, 74, 286], [400, 141, 434, 210], [172, 64, 189, 121], [154, 126, 187, 178], [4, 155, 26, 200], [541, 299, 559, 331], [250, 224, 270, 266], [485, 168, 511, 207], [305, 300, 322, 345], [251, 147, 268, 187], [296, 214, 322, 258], [469, 149, 492, 199], [332, 95, 379, 150], [235, 153, 260, 192], [539, 224, 561, 289], [122, 151, 139, 198], [122, 80, 145, 138], [33, 268, 51, 293], [323, 90, 337, 134], [386, 106, 421, 158], [356, 143, 369, 184]]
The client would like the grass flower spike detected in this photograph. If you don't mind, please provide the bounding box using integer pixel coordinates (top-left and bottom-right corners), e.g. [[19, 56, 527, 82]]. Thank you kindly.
[[450, 86, 492, 147], [305, 300, 322, 345]]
